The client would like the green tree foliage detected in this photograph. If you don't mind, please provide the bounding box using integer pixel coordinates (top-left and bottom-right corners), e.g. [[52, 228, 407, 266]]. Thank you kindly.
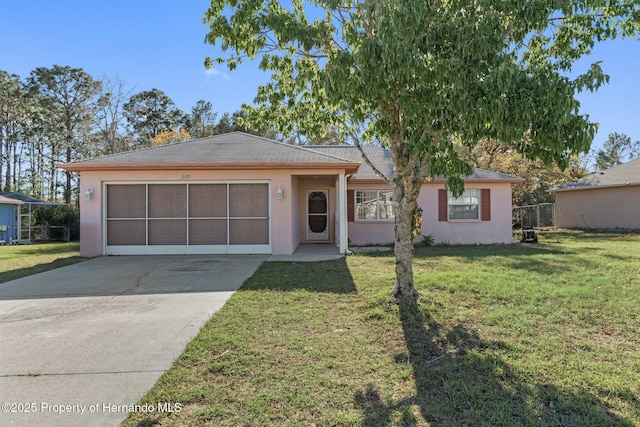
[[184, 99, 218, 138], [286, 126, 343, 145], [27, 65, 102, 204], [0, 71, 27, 192], [460, 140, 588, 206], [203, 0, 640, 304], [594, 132, 640, 171], [123, 88, 184, 147], [33, 204, 80, 241], [215, 110, 278, 139]]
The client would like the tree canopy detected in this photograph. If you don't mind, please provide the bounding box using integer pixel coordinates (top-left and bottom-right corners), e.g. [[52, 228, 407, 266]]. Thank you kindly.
[[593, 132, 640, 170], [1, 66, 279, 204], [204, 0, 640, 304]]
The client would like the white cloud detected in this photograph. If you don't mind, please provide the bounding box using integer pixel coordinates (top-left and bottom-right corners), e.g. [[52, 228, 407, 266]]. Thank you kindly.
[[205, 67, 231, 81]]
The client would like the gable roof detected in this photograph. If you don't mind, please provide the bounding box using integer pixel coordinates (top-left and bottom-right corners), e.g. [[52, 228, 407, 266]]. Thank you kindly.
[[550, 158, 640, 192], [61, 132, 360, 173], [307, 145, 522, 182]]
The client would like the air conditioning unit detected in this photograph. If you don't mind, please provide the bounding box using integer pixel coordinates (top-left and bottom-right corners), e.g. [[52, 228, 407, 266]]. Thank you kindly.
[[0, 225, 7, 232]]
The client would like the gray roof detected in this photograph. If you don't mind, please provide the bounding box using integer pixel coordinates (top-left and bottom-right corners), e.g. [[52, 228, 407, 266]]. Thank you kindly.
[[307, 145, 520, 181], [305, 146, 393, 180], [0, 192, 52, 204], [65, 132, 358, 169], [62, 131, 519, 182], [551, 158, 640, 192]]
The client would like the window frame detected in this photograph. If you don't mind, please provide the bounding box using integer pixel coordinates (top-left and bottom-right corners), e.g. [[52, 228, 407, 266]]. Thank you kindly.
[[447, 189, 481, 221], [354, 189, 395, 222]]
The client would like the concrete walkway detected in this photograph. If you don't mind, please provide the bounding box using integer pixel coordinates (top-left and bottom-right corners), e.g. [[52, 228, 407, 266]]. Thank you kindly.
[[267, 243, 345, 262], [0, 255, 266, 427]]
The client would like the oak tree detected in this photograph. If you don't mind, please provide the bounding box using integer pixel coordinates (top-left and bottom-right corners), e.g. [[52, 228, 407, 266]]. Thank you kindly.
[[204, 0, 639, 304]]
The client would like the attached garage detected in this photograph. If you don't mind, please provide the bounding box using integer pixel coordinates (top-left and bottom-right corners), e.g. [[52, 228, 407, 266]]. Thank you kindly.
[[105, 182, 270, 255]]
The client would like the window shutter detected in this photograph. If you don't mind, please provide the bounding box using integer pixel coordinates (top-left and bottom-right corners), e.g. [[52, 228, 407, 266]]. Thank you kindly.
[[438, 189, 447, 221], [347, 190, 354, 222], [481, 189, 491, 221]]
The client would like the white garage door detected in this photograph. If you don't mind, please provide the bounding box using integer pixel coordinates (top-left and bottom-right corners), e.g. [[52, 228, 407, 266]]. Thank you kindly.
[[105, 182, 270, 255]]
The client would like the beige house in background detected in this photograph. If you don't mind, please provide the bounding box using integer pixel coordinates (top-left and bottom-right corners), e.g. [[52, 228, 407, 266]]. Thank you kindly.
[[550, 158, 640, 229]]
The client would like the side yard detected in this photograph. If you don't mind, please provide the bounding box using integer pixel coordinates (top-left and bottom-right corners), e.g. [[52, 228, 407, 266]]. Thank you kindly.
[[115, 231, 637, 425], [0, 242, 81, 283]]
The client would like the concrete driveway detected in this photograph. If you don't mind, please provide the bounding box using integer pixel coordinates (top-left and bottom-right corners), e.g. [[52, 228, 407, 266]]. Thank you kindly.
[[0, 255, 266, 427]]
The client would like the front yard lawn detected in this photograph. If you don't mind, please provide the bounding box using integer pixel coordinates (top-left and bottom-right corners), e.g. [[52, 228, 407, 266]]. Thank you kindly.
[[124, 230, 640, 426], [0, 242, 81, 284]]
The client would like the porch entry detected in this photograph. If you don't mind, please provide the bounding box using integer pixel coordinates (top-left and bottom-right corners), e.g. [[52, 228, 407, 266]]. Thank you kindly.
[[306, 190, 329, 240]]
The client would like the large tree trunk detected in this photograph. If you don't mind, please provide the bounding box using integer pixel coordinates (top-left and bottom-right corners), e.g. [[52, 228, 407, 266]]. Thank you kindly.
[[391, 172, 421, 305]]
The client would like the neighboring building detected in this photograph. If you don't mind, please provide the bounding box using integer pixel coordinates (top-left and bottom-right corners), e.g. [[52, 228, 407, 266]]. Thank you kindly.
[[0, 195, 22, 243], [550, 158, 640, 229], [0, 192, 61, 242], [60, 132, 522, 257]]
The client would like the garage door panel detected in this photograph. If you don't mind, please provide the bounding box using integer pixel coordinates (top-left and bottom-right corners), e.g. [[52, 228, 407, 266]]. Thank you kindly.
[[189, 184, 227, 217], [189, 219, 227, 245], [148, 184, 187, 218], [107, 220, 146, 245], [107, 185, 146, 218], [229, 184, 269, 217], [105, 182, 270, 254], [229, 219, 269, 245], [148, 219, 187, 245]]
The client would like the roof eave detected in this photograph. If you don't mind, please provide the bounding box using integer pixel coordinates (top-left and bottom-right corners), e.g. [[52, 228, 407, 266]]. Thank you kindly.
[[549, 181, 640, 193], [431, 177, 525, 184], [349, 176, 525, 184]]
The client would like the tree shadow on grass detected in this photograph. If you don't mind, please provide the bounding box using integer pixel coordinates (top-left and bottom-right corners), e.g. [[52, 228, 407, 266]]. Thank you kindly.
[[355, 304, 635, 426]]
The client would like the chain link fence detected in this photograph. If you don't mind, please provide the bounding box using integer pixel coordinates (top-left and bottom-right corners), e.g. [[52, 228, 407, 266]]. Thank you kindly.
[[513, 203, 555, 228]]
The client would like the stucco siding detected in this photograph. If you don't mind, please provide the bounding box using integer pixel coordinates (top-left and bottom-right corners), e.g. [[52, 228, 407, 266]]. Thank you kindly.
[[421, 183, 514, 244], [555, 185, 640, 229], [347, 182, 395, 246], [79, 169, 297, 257], [347, 182, 514, 246]]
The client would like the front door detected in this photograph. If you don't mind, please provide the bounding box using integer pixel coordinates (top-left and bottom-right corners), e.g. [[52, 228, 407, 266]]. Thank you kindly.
[[306, 190, 329, 240]]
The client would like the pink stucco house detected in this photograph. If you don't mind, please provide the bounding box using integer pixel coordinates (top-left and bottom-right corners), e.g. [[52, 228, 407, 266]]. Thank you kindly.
[[550, 158, 640, 229], [61, 132, 522, 257]]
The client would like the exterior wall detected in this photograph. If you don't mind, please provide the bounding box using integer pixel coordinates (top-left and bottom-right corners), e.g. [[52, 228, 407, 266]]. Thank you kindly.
[[555, 185, 640, 229], [421, 182, 514, 244], [0, 205, 18, 242], [78, 169, 298, 258], [347, 181, 515, 246], [78, 167, 516, 257], [347, 182, 395, 246]]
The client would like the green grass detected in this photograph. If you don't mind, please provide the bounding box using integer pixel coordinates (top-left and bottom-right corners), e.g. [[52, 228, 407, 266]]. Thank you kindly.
[[124, 230, 640, 426], [0, 242, 81, 283]]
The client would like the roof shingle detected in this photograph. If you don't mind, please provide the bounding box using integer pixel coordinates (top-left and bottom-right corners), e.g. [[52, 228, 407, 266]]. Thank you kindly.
[[551, 158, 640, 191], [62, 132, 521, 182], [65, 132, 358, 168], [307, 145, 520, 181]]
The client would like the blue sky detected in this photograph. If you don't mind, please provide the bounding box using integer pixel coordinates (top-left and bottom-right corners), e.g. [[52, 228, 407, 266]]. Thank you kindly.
[[2, 0, 639, 155]]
